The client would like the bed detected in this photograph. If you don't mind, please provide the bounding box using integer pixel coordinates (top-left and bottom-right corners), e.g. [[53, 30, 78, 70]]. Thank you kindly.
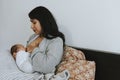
[[0, 50, 42, 80]]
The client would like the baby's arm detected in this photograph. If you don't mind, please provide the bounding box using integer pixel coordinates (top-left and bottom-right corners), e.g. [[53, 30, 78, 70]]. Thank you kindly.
[[16, 50, 33, 73]]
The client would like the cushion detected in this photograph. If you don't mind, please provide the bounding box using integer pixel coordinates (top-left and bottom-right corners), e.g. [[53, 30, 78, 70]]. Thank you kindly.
[[57, 60, 96, 80], [56, 46, 96, 80], [62, 46, 86, 61], [0, 50, 44, 80], [0, 50, 18, 70]]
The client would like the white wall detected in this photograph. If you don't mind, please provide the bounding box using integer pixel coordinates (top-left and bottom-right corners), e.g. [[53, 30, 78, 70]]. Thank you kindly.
[[0, 0, 120, 54]]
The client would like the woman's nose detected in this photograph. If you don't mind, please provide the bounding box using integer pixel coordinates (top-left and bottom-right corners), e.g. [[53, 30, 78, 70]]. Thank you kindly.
[[31, 24, 34, 29]]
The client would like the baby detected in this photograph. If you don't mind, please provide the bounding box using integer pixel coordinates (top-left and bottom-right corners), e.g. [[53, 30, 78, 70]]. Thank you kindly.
[[10, 44, 33, 73]]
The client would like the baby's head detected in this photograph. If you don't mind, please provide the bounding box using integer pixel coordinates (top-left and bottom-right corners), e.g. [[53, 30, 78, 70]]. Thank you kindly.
[[10, 44, 25, 59]]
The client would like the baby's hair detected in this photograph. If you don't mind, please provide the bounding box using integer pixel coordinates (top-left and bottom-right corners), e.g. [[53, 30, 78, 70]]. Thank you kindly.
[[10, 44, 19, 55]]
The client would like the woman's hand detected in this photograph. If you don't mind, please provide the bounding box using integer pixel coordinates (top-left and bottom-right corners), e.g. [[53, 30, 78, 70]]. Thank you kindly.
[[26, 44, 34, 53], [26, 37, 43, 53]]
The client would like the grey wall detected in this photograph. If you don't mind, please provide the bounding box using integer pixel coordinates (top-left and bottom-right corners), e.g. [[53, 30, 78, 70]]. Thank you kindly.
[[0, 0, 120, 54]]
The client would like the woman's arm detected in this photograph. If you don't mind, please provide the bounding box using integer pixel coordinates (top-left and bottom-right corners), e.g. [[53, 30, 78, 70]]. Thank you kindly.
[[31, 37, 63, 73]]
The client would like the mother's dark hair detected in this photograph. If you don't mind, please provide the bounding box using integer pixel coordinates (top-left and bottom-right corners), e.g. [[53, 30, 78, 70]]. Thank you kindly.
[[28, 6, 65, 46]]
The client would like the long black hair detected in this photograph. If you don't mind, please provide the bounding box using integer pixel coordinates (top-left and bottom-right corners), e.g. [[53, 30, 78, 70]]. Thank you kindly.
[[28, 6, 65, 46]]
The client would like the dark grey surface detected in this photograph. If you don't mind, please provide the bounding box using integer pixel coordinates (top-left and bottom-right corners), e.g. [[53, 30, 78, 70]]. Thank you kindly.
[[74, 47, 120, 80]]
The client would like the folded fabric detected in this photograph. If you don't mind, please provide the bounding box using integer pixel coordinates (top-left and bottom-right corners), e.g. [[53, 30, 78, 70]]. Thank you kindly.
[[36, 70, 70, 80], [52, 70, 70, 80], [45, 70, 70, 80]]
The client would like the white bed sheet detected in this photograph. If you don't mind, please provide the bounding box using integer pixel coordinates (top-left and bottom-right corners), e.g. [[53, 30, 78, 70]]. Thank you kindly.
[[0, 50, 41, 80]]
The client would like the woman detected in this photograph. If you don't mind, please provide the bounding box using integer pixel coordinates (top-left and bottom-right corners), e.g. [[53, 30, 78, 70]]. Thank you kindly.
[[26, 6, 65, 74]]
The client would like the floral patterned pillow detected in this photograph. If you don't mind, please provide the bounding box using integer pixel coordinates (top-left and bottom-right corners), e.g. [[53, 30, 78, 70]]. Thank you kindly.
[[56, 46, 96, 80], [62, 46, 86, 61], [57, 60, 96, 80]]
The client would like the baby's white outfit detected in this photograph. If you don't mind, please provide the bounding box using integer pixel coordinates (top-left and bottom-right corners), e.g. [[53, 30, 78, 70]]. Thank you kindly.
[[16, 50, 33, 73]]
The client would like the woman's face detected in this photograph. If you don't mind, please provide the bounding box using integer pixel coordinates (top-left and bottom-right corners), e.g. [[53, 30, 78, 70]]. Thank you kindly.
[[30, 19, 42, 35]]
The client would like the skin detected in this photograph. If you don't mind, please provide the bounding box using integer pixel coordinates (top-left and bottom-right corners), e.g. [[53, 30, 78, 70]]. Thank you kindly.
[[30, 19, 42, 35], [26, 19, 44, 53]]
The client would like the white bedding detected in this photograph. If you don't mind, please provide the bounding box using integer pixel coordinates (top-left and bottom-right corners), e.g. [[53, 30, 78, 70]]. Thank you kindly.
[[0, 50, 41, 80], [0, 50, 70, 80]]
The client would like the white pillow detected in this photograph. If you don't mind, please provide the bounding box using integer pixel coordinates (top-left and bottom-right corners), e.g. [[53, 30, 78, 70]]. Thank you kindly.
[[0, 50, 38, 80], [0, 50, 18, 70]]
